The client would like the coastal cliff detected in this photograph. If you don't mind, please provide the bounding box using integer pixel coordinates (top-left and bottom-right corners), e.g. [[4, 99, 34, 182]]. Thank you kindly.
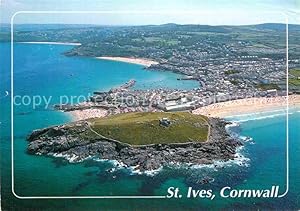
[[27, 114, 242, 172]]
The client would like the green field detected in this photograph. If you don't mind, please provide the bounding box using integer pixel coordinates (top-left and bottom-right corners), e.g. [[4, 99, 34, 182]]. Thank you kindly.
[[290, 69, 300, 77], [289, 69, 300, 86], [89, 112, 209, 145], [289, 79, 300, 86]]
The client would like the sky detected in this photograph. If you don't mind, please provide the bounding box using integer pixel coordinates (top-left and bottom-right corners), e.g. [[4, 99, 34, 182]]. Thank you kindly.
[[0, 0, 299, 25]]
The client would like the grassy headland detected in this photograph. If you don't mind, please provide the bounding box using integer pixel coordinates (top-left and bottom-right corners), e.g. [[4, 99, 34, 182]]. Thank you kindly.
[[89, 112, 209, 145], [289, 69, 300, 86], [290, 69, 300, 77]]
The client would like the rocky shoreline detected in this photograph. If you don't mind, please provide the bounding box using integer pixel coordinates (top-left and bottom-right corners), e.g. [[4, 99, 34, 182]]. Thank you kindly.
[[27, 117, 242, 172]]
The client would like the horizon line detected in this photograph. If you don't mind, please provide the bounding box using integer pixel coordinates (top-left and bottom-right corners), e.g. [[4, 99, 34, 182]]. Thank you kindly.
[[1, 22, 300, 27]]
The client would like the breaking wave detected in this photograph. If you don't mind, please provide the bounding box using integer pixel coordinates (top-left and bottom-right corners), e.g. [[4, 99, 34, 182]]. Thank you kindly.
[[93, 158, 163, 176], [51, 152, 92, 163], [226, 107, 300, 123]]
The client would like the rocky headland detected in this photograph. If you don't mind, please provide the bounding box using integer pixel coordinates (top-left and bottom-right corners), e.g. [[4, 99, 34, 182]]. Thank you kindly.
[[27, 116, 242, 172]]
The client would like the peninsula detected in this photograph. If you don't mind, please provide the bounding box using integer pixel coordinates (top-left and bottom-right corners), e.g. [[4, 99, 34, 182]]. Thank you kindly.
[[27, 112, 242, 171]]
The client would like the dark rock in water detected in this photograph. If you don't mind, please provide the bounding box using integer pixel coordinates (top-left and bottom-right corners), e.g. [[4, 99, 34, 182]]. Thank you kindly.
[[27, 118, 242, 172]]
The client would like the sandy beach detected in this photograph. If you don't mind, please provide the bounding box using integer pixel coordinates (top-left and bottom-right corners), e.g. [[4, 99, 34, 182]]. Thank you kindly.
[[68, 108, 108, 121], [97, 56, 159, 67], [192, 95, 300, 118], [18, 41, 82, 46], [67, 95, 300, 120]]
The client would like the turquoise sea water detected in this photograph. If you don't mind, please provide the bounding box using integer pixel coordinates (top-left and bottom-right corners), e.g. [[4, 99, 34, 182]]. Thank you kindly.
[[1, 42, 300, 210]]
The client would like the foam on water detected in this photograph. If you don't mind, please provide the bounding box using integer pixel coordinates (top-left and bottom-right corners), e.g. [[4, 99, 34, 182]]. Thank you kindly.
[[226, 107, 300, 123], [144, 167, 164, 176], [225, 108, 286, 118], [51, 152, 91, 163], [92, 158, 163, 176], [234, 113, 291, 123], [189, 146, 250, 170]]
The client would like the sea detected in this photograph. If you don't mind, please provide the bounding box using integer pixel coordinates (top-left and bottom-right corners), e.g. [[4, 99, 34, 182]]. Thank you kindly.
[[0, 42, 300, 210]]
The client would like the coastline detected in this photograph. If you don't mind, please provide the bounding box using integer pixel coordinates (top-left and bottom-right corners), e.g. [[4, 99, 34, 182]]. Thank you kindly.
[[27, 117, 241, 172], [192, 95, 300, 118], [18, 41, 82, 46], [97, 56, 159, 67], [65, 95, 300, 121]]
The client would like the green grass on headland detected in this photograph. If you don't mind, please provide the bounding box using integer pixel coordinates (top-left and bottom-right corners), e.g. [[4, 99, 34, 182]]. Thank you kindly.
[[290, 69, 300, 77], [289, 79, 300, 86], [289, 69, 300, 86], [89, 112, 209, 145]]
